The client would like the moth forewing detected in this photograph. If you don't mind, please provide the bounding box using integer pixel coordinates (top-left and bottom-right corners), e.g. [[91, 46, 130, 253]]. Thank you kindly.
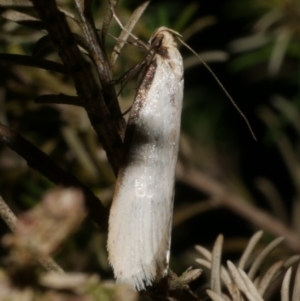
[[107, 27, 184, 291]]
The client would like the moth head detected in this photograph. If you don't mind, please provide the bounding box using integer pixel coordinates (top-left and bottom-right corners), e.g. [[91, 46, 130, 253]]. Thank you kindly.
[[149, 27, 182, 49]]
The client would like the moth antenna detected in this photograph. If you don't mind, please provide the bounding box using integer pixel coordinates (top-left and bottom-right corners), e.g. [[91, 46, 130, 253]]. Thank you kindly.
[[110, 4, 149, 50], [107, 32, 145, 49], [178, 37, 257, 141]]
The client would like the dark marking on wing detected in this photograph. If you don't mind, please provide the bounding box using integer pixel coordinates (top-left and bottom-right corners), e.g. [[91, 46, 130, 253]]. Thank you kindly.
[[120, 59, 157, 167]]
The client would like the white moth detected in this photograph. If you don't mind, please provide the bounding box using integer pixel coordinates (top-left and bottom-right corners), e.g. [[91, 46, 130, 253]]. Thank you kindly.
[[107, 27, 184, 291]]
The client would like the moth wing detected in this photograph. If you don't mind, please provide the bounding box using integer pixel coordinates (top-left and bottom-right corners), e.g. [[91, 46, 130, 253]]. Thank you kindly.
[[108, 43, 183, 291]]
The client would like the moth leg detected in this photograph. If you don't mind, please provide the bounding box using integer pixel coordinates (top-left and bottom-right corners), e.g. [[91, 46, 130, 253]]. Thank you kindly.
[[109, 61, 144, 97]]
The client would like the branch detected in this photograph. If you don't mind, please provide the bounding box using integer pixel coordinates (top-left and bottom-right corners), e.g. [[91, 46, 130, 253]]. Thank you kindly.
[[30, 0, 123, 174], [102, 0, 119, 42], [0, 195, 63, 272], [35, 94, 84, 106], [74, 0, 125, 133], [176, 161, 300, 252], [0, 53, 67, 73]]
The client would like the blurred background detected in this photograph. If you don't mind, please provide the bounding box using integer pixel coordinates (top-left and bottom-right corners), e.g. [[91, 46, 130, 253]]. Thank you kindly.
[[1, 0, 300, 294]]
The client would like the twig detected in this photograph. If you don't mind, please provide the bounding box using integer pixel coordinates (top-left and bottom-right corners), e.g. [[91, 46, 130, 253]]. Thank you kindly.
[[110, 1, 150, 66], [35, 94, 84, 106], [102, 0, 119, 42], [74, 0, 125, 133], [30, 0, 123, 174], [0, 195, 63, 272], [0, 53, 67, 73], [0, 122, 109, 230], [176, 161, 300, 252], [0, 195, 17, 231]]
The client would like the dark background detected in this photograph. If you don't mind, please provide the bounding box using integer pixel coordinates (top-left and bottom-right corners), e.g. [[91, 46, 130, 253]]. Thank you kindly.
[[1, 0, 299, 292]]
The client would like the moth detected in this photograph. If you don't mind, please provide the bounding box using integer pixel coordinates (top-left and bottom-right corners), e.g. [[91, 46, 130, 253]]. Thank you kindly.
[[107, 27, 184, 291]]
